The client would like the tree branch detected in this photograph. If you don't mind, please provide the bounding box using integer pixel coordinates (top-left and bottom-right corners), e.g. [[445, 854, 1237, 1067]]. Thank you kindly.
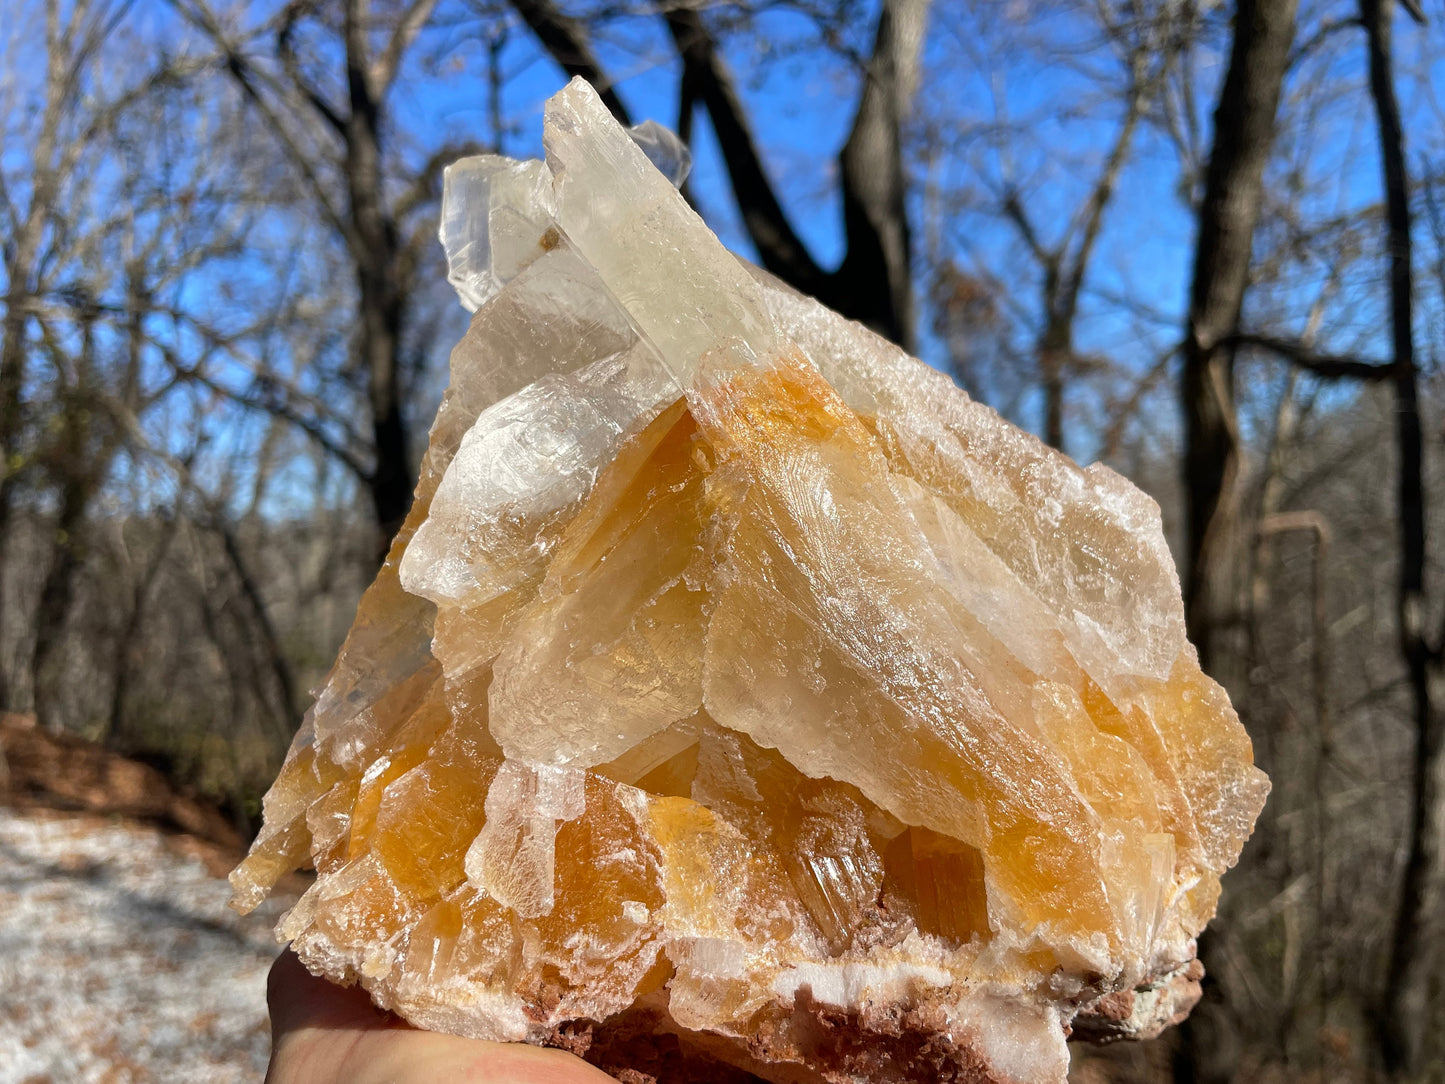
[[1101, 340, 1179, 460], [91, 388, 300, 724], [675, 53, 700, 210], [153, 336, 373, 481], [172, 0, 353, 244], [1288, 15, 1362, 68], [202, 366, 374, 481], [507, 0, 633, 125], [373, 0, 440, 95], [1228, 331, 1393, 381], [1063, 66, 1147, 315], [277, 0, 348, 135], [661, 3, 827, 297], [1002, 189, 1053, 265], [214, 512, 298, 717]]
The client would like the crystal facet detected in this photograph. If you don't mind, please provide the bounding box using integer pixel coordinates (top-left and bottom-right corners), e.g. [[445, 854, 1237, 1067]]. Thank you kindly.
[[232, 78, 1268, 1084]]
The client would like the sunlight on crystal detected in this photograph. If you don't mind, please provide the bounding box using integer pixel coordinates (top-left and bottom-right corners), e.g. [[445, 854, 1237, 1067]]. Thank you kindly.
[[232, 78, 1267, 1084]]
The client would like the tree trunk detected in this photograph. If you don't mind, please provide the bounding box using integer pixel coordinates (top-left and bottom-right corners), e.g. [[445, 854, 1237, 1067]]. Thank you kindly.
[[344, 0, 413, 561], [1176, 1, 1298, 1080], [30, 468, 91, 731], [833, 0, 927, 350], [0, 0, 69, 711], [30, 310, 100, 731], [106, 515, 179, 747], [29, 296, 132, 732], [0, 249, 33, 712], [662, 4, 828, 302], [1181, 0, 1299, 676], [1039, 278, 1068, 452], [1361, 0, 1445, 1074]]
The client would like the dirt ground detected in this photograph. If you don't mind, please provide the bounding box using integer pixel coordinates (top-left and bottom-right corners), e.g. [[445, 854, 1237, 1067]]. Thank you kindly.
[[0, 806, 294, 1083], [0, 714, 299, 1083]]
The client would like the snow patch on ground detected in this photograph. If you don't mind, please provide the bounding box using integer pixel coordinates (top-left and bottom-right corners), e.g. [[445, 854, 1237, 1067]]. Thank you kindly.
[[0, 808, 289, 1083]]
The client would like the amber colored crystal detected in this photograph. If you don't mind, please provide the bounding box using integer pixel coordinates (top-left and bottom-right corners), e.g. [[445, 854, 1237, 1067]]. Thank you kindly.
[[232, 79, 1267, 1084]]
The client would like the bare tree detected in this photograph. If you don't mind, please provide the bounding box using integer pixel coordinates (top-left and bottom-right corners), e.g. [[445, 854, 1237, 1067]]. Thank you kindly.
[[1239, 2, 1445, 1069], [993, 0, 1192, 453], [0, 0, 121, 709], [1181, 0, 1299, 678], [0, 0, 228, 717], [1172, 2, 1299, 1080], [174, 0, 479, 556], [1353, 0, 1445, 1072]]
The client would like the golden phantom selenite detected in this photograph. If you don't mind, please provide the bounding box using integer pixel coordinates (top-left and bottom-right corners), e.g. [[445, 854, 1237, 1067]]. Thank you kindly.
[[232, 79, 1268, 1084]]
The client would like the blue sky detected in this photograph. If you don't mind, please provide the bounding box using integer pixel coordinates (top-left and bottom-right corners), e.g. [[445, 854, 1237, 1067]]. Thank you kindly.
[[7, 0, 1445, 519]]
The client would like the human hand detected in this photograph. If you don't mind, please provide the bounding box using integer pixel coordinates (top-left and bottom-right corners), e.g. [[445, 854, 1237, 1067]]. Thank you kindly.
[[264, 948, 617, 1083]]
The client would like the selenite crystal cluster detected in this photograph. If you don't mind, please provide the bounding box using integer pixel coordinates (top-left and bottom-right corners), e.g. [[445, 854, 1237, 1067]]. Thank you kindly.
[[231, 78, 1269, 1084]]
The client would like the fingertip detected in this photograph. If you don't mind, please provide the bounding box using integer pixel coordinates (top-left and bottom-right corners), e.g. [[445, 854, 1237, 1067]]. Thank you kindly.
[[265, 951, 620, 1083], [267, 947, 402, 1038]]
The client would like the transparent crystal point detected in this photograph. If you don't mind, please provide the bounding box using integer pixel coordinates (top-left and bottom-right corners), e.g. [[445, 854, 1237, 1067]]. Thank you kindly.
[[440, 156, 555, 311], [629, 118, 692, 187]]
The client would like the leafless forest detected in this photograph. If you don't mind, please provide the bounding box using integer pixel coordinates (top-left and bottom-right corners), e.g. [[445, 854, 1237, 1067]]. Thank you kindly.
[[3, 0, 1444, 1079]]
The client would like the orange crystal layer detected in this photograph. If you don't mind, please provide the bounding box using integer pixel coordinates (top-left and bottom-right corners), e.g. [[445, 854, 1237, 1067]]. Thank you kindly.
[[233, 349, 1266, 1049]]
